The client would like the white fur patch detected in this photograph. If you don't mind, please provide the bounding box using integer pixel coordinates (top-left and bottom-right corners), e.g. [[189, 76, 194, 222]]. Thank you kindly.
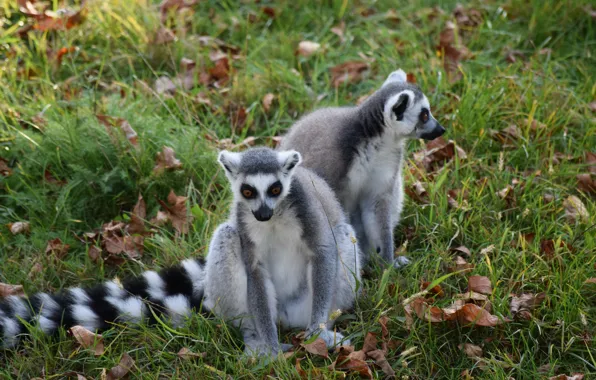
[[105, 296, 145, 323], [1, 317, 20, 348], [7, 296, 30, 319], [105, 281, 126, 298], [182, 259, 205, 296], [69, 288, 91, 304], [70, 305, 99, 331], [144, 271, 166, 301], [163, 295, 190, 326], [37, 316, 57, 333]]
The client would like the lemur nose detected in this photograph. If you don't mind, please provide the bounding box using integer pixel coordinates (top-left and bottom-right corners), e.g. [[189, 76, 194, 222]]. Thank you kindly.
[[253, 205, 273, 222]]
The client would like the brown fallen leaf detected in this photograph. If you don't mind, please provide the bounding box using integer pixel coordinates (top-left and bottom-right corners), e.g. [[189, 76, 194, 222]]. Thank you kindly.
[[96, 115, 138, 146], [577, 173, 596, 194], [549, 374, 584, 380], [510, 293, 546, 320], [458, 303, 505, 327], [367, 349, 395, 377], [106, 353, 135, 380], [330, 21, 345, 42], [209, 57, 230, 85], [450, 245, 471, 258], [0, 282, 25, 297], [8, 221, 30, 235], [70, 325, 104, 356], [563, 195, 589, 223], [159, 0, 198, 21], [153, 146, 183, 174], [468, 276, 492, 295], [496, 185, 516, 208], [489, 125, 522, 147], [453, 4, 483, 28], [539, 239, 572, 260], [405, 181, 429, 204], [378, 315, 389, 341], [505, 49, 526, 63], [297, 41, 321, 57], [88, 246, 102, 262], [414, 137, 466, 172], [453, 256, 475, 273], [585, 278, 596, 284], [0, 158, 12, 176], [262, 93, 275, 113], [437, 21, 471, 82], [421, 281, 445, 297], [459, 343, 482, 359], [155, 76, 177, 95], [330, 61, 369, 87], [158, 190, 192, 235], [301, 337, 328, 358], [406, 72, 417, 83], [128, 194, 146, 235], [262, 6, 276, 18], [33, 7, 86, 31], [330, 346, 373, 379], [177, 347, 206, 360], [45, 238, 70, 259]]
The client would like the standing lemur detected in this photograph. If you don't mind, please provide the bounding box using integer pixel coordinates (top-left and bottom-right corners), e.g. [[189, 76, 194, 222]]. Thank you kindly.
[[280, 69, 445, 268], [1, 148, 361, 357]]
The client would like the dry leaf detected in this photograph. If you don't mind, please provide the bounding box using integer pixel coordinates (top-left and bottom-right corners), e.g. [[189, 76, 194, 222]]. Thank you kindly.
[[489, 125, 522, 147], [437, 21, 471, 82], [96, 115, 138, 146], [155, 76, 177, 95], [9, 222, 30, 235], [301, 337, 328, 358], [421, 281, 445, 297], [331, 21, 345, 42], [128, 194, 146, 234], [510, 293, 546, 320], [297, 41, 321, 57], [106, 353, 135, 380], [262, 93, 275, 113], [153, 146, 183, 174], [88, 246, 102, 262], [459, 343, 482, 359], [549, 374, 584, 380], [577, 173, 596, 194], [458, 303, 504, 327], [453, 256, 475, 273], [70, 325, 104, 355], [405, 181, 429, 203], [45, 238, 70, 259], [209, 57, 230, 84], [331, 346, 373, 379], [563, 195, 589, 223], [0, 283, 25, 297], [158, 190, 192, 234], [330, 61, 369, 87], [33, 7, 86, 31], [585, 278, 596, 284], [0, 158, 13, 176], [505, 49, 526, 63], [468, 276, 492, 295], [177, 347, 206, 360], [367, 349, 395, 377]]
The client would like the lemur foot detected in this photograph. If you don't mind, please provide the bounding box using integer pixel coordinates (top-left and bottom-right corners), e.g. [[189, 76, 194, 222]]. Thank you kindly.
[[243, 341, 280, 358], [307, 328, 350, 349], [393, 256, 411, 269]]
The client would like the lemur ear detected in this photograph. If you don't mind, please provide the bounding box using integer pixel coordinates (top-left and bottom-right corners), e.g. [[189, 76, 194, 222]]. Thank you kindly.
[[392, 93, 409, 121], [382, 69, 407, 88], [278, 150, 302, 175], [218, 150, 242, 179]]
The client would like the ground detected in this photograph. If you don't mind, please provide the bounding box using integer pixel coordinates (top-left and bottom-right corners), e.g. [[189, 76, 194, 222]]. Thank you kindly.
[[0, 0, 595, 378]]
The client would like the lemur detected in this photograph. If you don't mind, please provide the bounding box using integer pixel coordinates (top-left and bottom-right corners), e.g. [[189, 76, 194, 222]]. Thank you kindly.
[[0, 148, 361, 358], [203, 147, 361, 356], [280, 69, 445, 268]]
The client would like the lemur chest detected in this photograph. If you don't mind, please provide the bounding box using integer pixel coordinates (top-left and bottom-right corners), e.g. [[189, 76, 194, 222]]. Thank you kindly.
[[247, 217, 312, 299], [342, 141, 403, 211]]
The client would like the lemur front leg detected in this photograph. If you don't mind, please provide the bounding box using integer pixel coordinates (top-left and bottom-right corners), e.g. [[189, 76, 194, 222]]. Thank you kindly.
[[362, 196, 410, 269], [203, 224, 280, 357], [306, 238, 348, 348]]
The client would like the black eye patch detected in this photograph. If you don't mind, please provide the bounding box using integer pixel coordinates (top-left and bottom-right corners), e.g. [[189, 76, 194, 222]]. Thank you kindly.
[[419, 108, 430, 123], [267, 181, 283, 197], [240, 184, 257, 199]]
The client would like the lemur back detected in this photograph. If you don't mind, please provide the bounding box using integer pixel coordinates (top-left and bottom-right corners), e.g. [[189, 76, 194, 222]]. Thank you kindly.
[[281, 69, 445, 268]]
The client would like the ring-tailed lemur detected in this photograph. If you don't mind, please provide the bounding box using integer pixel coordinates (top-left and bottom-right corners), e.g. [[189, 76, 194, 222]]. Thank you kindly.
[[0, 258, 205, 348], [280, 69, 445, 269], [203, 147, 361, 356], [1, 148, 361, 358]]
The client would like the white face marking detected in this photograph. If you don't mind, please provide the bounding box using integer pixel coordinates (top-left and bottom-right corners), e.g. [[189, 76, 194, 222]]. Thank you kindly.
[[383, 91, 431, 138]]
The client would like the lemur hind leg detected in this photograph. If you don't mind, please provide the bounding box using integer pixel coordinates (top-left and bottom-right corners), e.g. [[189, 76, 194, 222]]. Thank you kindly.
[[203, 223, 278, 356]]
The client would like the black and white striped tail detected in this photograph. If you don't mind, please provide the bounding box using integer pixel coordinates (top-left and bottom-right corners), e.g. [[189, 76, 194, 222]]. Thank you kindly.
[[0, 258, 205, 348]]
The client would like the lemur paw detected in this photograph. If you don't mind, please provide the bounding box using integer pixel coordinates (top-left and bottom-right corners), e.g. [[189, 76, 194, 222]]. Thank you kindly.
[[393, 256, 411, 269], [308, 328, 349, 349], [243, 341, 280, 358]]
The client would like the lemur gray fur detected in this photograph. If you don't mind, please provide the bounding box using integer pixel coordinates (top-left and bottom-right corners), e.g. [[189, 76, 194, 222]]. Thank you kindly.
[[203, 147, 361, 356], [280, 69, 445, 268], [0, 148, 361, 358]]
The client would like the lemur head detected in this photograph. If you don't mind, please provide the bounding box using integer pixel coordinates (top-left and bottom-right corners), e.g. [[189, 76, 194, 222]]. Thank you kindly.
[[218, 147, 302, 222], [372, 69, 445, 140]]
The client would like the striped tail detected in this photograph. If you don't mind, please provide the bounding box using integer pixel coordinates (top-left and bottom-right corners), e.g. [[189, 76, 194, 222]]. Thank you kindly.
[[0, 258, 205, 348]]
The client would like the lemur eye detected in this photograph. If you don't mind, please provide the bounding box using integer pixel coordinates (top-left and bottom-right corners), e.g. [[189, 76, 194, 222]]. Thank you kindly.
[[240, 184, 257, 199], [420, 109, 429, 123], [268, 181, 282, 197]]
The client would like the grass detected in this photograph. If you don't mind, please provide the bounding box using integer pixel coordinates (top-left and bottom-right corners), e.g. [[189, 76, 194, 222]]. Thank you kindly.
[[1, 0, 595, 378]]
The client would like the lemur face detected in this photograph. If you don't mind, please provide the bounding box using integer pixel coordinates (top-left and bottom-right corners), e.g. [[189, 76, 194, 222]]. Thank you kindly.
[[381, 70, 445, 141], [218, 148, 302, 222]]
